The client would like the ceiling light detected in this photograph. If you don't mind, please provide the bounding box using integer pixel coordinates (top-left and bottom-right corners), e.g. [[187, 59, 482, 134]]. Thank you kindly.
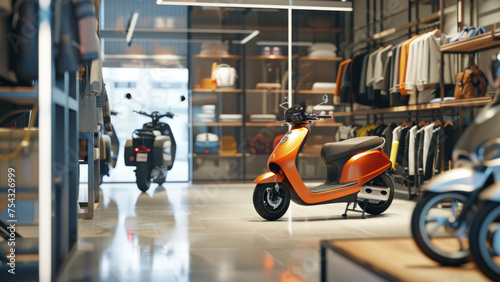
[[156, 0, 352, 12]]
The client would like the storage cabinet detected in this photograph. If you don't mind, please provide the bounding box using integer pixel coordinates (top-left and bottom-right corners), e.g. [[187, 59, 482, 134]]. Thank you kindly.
[[187, 8, 347, 182]]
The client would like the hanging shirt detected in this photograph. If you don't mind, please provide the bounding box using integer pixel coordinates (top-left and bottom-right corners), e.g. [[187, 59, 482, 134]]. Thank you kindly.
[[341, 61, 352, 103], [373, 45, 393, 90], [381, 50, 393, 95], [422, 123, 435, 174], [390, 126, 402, 170], [408, 126, 418, 176], [359, 54, 370, 102], [399, 35, 420, 95], [390, 42, 403, 94]]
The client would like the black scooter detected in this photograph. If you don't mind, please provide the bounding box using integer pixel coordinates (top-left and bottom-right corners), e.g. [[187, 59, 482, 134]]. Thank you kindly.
[[124, 95, 185, 192]]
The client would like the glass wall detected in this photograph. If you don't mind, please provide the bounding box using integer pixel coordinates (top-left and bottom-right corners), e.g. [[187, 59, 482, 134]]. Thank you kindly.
[[103, 68, 189, 182]]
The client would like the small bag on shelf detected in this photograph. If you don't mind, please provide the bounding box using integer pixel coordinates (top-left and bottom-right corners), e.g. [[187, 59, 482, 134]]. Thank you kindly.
[[212, 64, 237, 89], [195, 133, 219, 154], [454, 66, 488, 99], [220, 135, 237, 154]]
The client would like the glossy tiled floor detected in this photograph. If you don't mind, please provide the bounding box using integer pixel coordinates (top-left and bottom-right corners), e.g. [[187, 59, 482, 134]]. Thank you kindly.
[[58, 182, 415, 281]]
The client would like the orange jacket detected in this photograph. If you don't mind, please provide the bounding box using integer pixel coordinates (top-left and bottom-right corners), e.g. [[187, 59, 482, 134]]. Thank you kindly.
[[334, 59, 352, 104]]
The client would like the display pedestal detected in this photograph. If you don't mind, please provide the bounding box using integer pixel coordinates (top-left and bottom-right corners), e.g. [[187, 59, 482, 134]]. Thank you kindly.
[[321, 238, 488, 282]]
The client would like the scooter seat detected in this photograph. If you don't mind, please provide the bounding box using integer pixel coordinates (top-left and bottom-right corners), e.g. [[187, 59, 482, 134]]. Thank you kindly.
[[321, 136, 383, 162]]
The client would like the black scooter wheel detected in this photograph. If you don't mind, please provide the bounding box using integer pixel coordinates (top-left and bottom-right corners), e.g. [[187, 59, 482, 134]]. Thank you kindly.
[[469, 202, 500, 281], [253, 183, 290, 221], [358, 174, 394, 215], [136, 163, 151, 192]]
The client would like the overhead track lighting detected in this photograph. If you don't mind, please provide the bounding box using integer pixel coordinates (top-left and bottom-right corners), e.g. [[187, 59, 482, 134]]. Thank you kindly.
[[126, 12, 139, 46], [156, 0, 352, 11]]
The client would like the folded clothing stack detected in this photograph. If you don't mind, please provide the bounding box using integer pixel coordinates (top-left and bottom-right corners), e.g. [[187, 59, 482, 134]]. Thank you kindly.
[[249, 114, 276, 122], [308, 43, 337, 58], [312, 82, 336, 91], [219, 114, 242, 122], [195, 104, 216, 123]]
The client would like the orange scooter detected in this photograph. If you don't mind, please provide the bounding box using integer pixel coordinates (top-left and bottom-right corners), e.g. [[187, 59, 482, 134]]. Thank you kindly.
[[253, 95, 394, 220]]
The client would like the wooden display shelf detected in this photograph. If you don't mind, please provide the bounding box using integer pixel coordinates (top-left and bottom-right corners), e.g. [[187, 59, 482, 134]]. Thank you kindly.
[[190, 24, 343, 34], [297, 89, 335, 95], [191, 94, 218, 103], [0, 87, 38, 104], [440, 96, 492, 108], [321, 238, 488, 282], [192, 88, 242, 93], [440, 29, 500, 53], [193, 152, 248, 157], [247, 89, 290, 94], [299, 56, 343, 62], [246, 122, 284, 127], [193, 54, 242, 60], [331, 97, 492, 117], [193, 122, 243, 127], [311, 121, 343, 127], [247, 54, 298, 61]]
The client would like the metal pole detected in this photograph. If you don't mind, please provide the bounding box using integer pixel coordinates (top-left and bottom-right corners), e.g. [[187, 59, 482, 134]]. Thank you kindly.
[[39, 0, 53, 280]]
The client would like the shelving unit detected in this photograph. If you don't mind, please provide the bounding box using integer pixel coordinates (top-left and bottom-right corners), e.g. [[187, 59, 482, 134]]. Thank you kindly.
[[0, 1, 80, 278]]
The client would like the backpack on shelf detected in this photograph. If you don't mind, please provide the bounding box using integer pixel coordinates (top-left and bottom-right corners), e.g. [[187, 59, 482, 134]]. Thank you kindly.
[[454, 66, 488, 99], [195, 133, 219, 154]]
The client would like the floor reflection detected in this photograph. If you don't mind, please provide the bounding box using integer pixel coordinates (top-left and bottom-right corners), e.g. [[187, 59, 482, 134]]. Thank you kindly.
[[58, 183, 415, 281]]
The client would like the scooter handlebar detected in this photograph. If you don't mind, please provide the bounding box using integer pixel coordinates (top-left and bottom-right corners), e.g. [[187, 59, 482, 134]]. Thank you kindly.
[[316, 115, 333, 119]]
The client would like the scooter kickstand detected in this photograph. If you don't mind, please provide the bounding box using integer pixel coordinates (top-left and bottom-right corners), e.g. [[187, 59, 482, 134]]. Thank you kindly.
[[361, 200, 367, 219], [342, 202, 350, 217]]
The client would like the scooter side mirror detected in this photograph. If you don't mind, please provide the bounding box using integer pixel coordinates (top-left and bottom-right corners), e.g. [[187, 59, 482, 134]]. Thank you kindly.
[[125, 93, 132, 100], [311, 94, 330, 114]]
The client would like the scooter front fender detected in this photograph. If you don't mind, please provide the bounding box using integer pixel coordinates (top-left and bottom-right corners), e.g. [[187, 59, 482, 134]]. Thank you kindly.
[[422, 167, 489, 193], [254, 171, 284, 184]]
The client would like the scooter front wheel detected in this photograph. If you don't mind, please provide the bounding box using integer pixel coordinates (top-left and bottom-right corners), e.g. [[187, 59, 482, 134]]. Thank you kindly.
[[253, 183, 290, 221], [136, 163, 152, 192]]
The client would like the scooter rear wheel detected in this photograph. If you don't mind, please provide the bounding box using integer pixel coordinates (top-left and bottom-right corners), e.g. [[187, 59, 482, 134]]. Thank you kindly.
[[358, 174, 394, 215], [253, 183, 290, 221], [136, 163, 152, 192]]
